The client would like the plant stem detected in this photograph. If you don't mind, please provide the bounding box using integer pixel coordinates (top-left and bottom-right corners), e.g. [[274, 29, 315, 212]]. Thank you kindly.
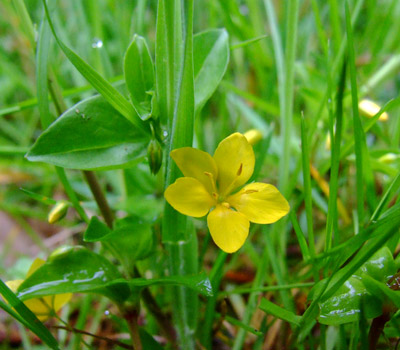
[[201, 251, 227, 349], [52, 325, 132, 349], [368, 312, 390, 350], [133, 266, 177, 346], [121, 306, 143, 350], [232, 231, 270, 350], [82, 171, 114, 228], [141, 287, 177, 346]]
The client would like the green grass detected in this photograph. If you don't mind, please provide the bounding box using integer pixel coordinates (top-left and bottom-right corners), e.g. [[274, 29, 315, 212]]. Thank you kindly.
[[1, 0, 400, 349]]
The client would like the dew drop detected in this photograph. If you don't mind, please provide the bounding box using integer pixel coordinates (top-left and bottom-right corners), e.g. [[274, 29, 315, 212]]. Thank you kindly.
[[92, 38, 103, 49]]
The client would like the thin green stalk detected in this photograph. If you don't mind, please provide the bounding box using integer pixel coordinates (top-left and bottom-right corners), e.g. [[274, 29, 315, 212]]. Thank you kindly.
[[310, 0, 328, 55], [290, 210, 311, 261], [157, 1, 197, 348], [222, 282, 314, 296], [201, 251, 228, 349], [345, 2, 366, 227], [70, 294, 92, 350], [361, 54, 400, 94], [263, 0, 285, 129], [231, 234, 270, 350], [280, 0, 299, 195], [300, 114, 319, 281], [325, 63, 346, 251], [331, 0, 364, 77], [263, 0, 299, 315], [328, 0, 342, 54], [12, 0, 36, 49]]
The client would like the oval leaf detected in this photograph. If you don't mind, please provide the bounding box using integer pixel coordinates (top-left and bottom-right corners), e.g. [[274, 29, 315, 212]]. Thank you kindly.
[[193, 29, 229, 115], [27, 95, 149, 170], [107, 272, 213, 297], [84, 216, 155, 267], [354, 246, 397, 281], [318, 276, 382, 325], [317, 247, 396, 325], [17, 246, 130, 303], [124, 35, 155, 120]]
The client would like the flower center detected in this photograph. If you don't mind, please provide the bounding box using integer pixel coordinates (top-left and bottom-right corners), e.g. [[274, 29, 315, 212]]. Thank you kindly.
[[205, 162, 244, 203], [221, 202, 230, 209]]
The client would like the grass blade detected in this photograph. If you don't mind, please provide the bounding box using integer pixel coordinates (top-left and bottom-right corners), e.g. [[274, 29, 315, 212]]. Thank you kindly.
[[0, 279, 60, 350], [259, 298, 302, 326]]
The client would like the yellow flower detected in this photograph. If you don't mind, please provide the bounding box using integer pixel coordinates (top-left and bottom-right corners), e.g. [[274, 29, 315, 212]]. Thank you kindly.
[[6, 258, 72, 321], [164, 133, 290, 253]]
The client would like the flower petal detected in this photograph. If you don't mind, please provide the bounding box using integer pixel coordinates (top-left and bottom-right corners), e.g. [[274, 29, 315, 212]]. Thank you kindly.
[[6, 280, 24, 292], [165, 177, 215, 217], [6, 275, 72, 321], [227, 182, 290, 224], [52, 293, 72, 312], [207, 204, 249, 253], [213, 133, 255, 196], [171, 147, 218, 194], [26, 258, 45, 277], [24, 293, 72, 321]]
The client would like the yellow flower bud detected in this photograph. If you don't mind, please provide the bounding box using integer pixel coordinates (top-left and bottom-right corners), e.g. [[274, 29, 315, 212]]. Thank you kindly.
[[48, 201, 69, 224], [243, 129, 263, 145], [325, 132, 331, 151], [378, 153, 398, 164], [358, 99, 388, 121]]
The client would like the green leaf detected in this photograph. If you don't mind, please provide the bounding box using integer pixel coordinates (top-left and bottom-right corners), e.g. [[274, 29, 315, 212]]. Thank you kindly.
[[108, 272, 213, 297], [83, 216, 111, 241], [41, 0, 149, 135], [193, 29, 229, 115], [354, 246, 397, 281], [318, 276, 382, 325], [124, 35, 155, 120], [316, 247, 397, 325], [320, 208, 400, 302], [139, 329, 164, 350], [84, 216, 155, 267], [17, 246, 130, 303], [0, 279, 60, 350], [76, 272, 213, 298], [363, 275, 400, 308], [20, 188, 57, 205], [27, 95, 148, 170], [259, 298, 302, 326], [115, 195, 163, 222]]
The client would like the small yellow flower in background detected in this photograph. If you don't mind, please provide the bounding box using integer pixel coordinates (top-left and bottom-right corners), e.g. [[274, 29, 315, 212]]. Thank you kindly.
[[378, 153, 398, 164], [359, 99, 388, 121], [6, 258, 72, 321], [243, 129, 263, 146], [164, 132, 290, 253]]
